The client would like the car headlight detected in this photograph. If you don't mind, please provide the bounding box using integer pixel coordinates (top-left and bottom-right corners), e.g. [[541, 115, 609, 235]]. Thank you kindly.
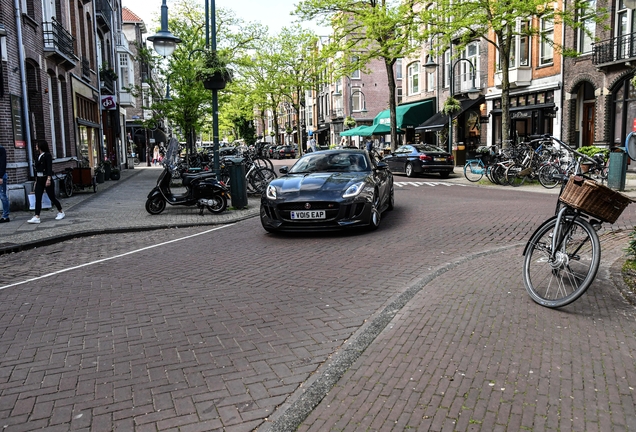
[[343, 182, 365, 198], [266, 184, 277, 200]]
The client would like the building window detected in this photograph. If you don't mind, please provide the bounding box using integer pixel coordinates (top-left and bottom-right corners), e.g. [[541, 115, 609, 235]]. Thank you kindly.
[[396, 58, 402, 80], [540, 17, 554, 65], [578, 0, 596, 54], [616, 0, 636, 60], [397, 86, 403, 104], [444, 50, 451, 88], [460, 42, 480, 90], [352, 90, 364, 112], [351, 55, 360, 79], [408, 62, 420, 95]]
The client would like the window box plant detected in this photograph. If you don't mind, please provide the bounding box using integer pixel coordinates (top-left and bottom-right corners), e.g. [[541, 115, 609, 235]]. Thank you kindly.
[[196, 50, 233, 90]]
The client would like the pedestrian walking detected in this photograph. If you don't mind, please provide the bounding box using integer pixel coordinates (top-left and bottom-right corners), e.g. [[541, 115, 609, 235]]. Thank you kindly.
[[308, 137, 317, 153], [0, 144, 9, 223], [153, 145, 160, 166], [365, 138, 373, 152], [28, 140, 65, 224]]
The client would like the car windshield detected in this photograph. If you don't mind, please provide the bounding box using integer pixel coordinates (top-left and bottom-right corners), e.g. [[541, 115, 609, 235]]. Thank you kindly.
[[290, 152, 370, 173], [413, 144, 446, 153]]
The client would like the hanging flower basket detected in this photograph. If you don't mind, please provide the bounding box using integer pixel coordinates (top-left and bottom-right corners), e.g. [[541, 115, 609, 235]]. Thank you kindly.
[[203, 73, 229, 90], [196, 49, 233, 91], [441, 97, 462, 116]]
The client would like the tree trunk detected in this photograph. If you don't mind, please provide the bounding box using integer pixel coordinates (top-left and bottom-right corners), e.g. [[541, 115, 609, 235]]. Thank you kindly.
[[385, 59, 398, 152]]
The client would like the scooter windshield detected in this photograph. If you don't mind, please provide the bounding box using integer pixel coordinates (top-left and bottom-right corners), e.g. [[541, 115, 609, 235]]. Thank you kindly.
[[164, 137, 180, 172]]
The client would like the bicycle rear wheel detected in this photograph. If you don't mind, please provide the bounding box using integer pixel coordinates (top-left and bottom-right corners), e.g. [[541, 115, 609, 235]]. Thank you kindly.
[[538, 164, 560, 189], [463, 161, 484, 182], [505, 163, 527, 187], [523, 216, 600, 308], [63, 173, 73, 197]]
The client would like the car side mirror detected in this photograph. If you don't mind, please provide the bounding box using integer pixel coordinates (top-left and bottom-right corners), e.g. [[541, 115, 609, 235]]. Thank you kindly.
[[279, 166, 289, 174], [375, 161, 389, 170]]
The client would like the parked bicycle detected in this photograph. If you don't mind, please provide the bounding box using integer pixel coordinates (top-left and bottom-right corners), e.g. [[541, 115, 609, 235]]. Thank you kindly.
[[522, 135, 632, 308], [52, 169, 74, 198]]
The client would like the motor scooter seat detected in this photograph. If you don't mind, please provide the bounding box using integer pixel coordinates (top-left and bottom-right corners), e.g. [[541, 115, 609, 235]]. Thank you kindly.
[[182, 171, 217, 187]]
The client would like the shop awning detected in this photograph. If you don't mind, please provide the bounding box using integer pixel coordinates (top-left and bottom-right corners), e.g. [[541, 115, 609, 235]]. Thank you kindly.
[[339, 126, 369, 136], [373, 100, 435, 129], [415, 97, 483, 132]]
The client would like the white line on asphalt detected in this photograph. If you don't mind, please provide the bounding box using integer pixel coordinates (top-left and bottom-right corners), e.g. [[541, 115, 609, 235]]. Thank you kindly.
[[394, 181, 466, 188], [0, 224, 234, 291]]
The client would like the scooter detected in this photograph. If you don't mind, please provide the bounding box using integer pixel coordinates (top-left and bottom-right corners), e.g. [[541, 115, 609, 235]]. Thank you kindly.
[[145, 138, 230, 215]]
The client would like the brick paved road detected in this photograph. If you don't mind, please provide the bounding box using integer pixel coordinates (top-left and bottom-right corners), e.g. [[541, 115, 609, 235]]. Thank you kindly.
[[1, 177, 635, 431]]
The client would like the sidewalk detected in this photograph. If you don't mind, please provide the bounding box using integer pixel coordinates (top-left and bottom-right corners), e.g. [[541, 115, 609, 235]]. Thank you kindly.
[[0, 166, 261, 254]]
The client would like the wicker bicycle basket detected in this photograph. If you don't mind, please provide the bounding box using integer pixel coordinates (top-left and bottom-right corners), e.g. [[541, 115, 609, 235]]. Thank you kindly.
[[559, 176, 633, 223]]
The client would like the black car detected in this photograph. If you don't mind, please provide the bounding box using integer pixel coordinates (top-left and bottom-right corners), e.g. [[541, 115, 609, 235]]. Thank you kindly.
[[260, 149, 394, 232], [383, 144, 454, 178], [275, 145, 296, 159]]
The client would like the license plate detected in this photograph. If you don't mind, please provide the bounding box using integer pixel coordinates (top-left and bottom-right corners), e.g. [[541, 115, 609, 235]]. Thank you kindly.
[[434, 157, 447, 162], [291, 210, 326, 219]]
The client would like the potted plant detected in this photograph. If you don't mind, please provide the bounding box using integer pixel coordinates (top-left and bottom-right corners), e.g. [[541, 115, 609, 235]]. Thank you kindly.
[[441, 96, 462, 116], [100, 159, 112, 180], [577, 145, 608, 173], [99, 64, 118, 81], [196, 50, 233, 90], [110, 167, 121, 180], [95, 165, 105, 184]]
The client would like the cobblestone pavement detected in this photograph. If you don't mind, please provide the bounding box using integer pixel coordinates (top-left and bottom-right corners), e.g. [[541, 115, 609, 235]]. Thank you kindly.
[[1, 165, 636, 431]]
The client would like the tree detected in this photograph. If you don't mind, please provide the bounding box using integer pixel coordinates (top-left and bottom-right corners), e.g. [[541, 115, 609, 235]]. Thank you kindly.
[[419, 0, 605, 147], [295, 0, 422, 151], [138, 0, 267, 151]]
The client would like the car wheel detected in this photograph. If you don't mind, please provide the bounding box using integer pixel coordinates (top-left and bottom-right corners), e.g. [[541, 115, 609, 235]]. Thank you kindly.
[[439, 171, 450, 179], [368, 191, 381, 230], [405, 162, 415, 178]]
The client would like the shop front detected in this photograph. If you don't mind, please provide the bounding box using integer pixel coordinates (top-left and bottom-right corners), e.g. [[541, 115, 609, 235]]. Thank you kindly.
[[490, 89, 557, 147]]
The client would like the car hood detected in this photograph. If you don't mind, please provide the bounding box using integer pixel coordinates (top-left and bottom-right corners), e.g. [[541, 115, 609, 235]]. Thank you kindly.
[[272, 172, 368, 195]]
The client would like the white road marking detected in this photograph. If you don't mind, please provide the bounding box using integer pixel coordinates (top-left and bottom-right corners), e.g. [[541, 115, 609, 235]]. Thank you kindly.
[[0, 224, 234, 291], [394, 181, 466, 188]]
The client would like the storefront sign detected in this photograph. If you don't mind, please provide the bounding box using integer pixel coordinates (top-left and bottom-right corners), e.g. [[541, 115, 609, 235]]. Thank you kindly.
[[10, 94, 25, 148], [101, 95, 117, 110], [632, 118, 636, 132], [511, 111, 532, 119]]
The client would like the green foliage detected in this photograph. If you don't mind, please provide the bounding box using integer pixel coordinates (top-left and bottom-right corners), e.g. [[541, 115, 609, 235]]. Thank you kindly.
[[578, 146, 609, 160], [195, 49, 233, 83], [441, 97, 462, 116], [626, 227, 636, 259], [344, 116, 357, 128]]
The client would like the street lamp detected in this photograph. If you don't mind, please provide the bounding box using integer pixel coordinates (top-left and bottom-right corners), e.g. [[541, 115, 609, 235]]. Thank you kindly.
[[425, 54, 480, 153], [147, 0, 181, 57]]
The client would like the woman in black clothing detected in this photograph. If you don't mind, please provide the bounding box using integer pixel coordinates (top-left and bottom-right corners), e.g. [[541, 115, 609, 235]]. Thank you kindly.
[[28, 140, 65, 224]]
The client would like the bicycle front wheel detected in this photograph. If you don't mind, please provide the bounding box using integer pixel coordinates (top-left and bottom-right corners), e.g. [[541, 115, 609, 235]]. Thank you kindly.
[[63, 173, 74, 197], [505, 163, 527, 187], [247, 167, 277, 194], [523, 216, 600, 308], [463, 161, 484, 182], [538, 164, 561, 189]]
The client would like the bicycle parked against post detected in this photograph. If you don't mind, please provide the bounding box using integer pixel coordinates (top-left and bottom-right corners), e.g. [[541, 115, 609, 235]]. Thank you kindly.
[[522, 135, 632, 308]]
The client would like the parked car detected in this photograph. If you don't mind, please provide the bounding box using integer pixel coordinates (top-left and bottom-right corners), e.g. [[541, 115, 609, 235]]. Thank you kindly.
[[260, 149, 394, 232], [275, 145, 296, 159], [383, 144, 454, 178], [267, 145, 281, 159]]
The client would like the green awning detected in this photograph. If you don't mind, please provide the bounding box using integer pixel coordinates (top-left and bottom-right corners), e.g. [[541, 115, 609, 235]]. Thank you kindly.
[[339, 126, 369, 136], [373, 100, 435, 129]]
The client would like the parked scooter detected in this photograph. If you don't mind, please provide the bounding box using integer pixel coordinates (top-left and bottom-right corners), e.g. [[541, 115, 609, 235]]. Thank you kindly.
[[145, 138, 229, 215]]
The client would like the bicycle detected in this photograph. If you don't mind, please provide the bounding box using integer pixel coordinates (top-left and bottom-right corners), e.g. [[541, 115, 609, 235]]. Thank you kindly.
[[52, 168, 74, 198], [522, 135, 632, 308]]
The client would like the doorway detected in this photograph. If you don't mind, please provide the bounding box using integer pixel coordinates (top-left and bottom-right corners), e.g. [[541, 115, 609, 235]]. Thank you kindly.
[[582, 102, 595, 148]]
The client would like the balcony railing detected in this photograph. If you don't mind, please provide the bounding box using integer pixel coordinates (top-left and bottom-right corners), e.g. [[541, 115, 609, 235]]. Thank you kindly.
[[95, 0, 112, 31], [330, 108, 344, 119], [593, 32, 636, 66], [43, 18, 77, 67], [101, 73, 116, 95]]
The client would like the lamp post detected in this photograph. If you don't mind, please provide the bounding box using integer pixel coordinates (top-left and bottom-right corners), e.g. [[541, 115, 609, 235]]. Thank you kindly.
[[348, 87, 367, 147], [147, 0, 181, 57], [425, 51, 480, 154]]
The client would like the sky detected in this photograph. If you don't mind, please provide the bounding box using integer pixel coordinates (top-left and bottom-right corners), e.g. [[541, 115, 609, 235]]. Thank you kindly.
[[121, 0, 329, 37]]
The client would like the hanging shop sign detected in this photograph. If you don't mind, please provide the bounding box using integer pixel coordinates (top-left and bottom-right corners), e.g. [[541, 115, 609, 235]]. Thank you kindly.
[[101, 95, 117, 110], [10, 94, 25, 148]]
